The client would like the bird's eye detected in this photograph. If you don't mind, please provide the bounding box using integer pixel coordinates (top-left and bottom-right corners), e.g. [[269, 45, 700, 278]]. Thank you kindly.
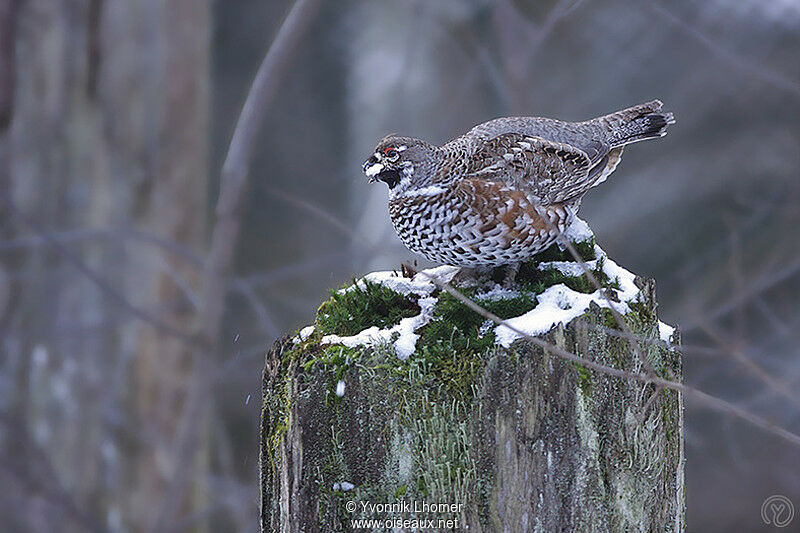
[[384, 148, 399, 162]]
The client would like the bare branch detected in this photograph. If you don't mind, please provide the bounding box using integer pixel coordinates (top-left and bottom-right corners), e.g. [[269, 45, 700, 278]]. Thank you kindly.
[[554, 231, 660, 379], [696, 319, 800, 412], [682, 256, 800, 332], [3, 200, 198, 344], [0, 226, 283, 337], [648, 0, 800, 98], [197, 0, 324, 347], [265, 187, 368, 243], [152, 1, 325, 530], [0, 227, 204, 264]]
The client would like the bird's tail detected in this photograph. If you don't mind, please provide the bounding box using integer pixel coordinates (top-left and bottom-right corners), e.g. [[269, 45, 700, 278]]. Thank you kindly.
[[595, 100, 675, 147]]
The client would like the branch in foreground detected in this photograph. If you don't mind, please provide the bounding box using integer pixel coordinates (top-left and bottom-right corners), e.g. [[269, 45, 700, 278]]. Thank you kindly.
[[417, 270, 800, 448]]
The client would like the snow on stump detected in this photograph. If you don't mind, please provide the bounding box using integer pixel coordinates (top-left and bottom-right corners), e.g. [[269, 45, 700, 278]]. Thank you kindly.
[[260, 218, 684, 532]]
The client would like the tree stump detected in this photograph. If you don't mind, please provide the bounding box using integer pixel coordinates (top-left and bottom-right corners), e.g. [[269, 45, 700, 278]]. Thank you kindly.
[[260, 223, 684, 532]]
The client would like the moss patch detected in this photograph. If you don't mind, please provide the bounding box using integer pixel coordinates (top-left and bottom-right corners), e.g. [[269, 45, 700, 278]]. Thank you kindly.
[[316, 280, 420, 336], [519, 256, 621, 295], [416, 290, 535, 365], [527, 237, 597, 263]]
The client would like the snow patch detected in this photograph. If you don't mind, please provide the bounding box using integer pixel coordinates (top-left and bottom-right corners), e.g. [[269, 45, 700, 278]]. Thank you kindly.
[[322, 266, 460, 360], [346, 265, 460, 298], [333, 481, 355, 491], [537, 260, 590, 277], [658, 321, 675, 343], [321, 296, 438, 360], [294, 325, 316, 344], [494, 235, 640, 347], [560, 215, 593, 245]]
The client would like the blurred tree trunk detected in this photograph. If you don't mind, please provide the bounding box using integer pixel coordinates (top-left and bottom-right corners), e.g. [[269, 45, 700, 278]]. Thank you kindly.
[[0, 0, 210, 530]]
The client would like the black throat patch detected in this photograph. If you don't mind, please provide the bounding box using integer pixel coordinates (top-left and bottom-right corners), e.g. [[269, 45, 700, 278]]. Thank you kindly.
[[377, 169, 401, 189]]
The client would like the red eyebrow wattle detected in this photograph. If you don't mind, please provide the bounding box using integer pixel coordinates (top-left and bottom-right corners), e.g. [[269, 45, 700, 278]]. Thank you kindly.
[[383, 147, 395, 154]]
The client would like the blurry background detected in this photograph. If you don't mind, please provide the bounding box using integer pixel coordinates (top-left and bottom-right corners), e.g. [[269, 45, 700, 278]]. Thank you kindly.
[[1, 0, 799, 531]]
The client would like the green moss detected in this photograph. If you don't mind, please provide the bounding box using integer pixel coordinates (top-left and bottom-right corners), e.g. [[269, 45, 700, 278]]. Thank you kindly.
[[303, 345, 358, 377], [527, 237, 597, 263], [518, 255, 620, 295], [316, 280, 420, 336], [629, 300, 655, 324], [417, 343, 485, 402], [414, 289, 536, 397], [574, 363, 593, 396], [481, 294, 538, 320], [599, 308, 622, 330], [263, 356, 295, 474]]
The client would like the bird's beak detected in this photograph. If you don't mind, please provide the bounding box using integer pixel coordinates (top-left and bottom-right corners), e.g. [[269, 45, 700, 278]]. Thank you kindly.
[[363, 155, 383, 183]]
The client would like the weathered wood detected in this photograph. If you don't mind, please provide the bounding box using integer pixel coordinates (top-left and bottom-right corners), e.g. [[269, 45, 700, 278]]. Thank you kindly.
[[261, 275, 684, 532]]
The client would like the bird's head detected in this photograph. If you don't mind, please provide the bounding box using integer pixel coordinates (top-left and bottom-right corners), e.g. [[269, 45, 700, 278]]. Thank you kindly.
[[363, 135, 436, 192]]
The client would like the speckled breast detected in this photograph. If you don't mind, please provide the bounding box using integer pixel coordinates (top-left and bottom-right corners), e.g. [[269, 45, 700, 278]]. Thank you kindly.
[[388, 180, 573, 267]]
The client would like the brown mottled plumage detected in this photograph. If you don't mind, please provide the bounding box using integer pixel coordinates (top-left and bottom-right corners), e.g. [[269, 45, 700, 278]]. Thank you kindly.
[[363, 100, 674, 268]]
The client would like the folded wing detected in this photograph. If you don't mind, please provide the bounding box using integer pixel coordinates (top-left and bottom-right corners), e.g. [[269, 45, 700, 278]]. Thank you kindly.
[[465, 133, 613, 205]]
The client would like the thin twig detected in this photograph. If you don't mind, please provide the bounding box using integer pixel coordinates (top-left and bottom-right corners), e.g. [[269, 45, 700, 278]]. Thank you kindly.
[[3, 200, 198, 344], [0, 226, 282, 336], [696, 319, 800, 412], [151, 0, 325, 530], [682, 256, 800, 332], [555, 231, 659, 379], [647, 0, 800, 98]]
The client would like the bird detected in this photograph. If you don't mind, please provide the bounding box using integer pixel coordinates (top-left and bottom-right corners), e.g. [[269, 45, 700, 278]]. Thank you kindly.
[[363, 100, 674, 277]]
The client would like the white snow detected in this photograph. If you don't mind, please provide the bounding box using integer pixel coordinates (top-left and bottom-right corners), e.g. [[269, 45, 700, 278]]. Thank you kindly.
[[495, 244, 640, 347], [349, 265, 460, 297], [322, 266, 460, 360], [335, 380, 346, 397], [536, 260, 587, 277], [658, 321, 676, 343], [560, 215, 592, 245], [333, 481, 355, 491], [321, 296, 438, 360], [294, 325, 316, 344]]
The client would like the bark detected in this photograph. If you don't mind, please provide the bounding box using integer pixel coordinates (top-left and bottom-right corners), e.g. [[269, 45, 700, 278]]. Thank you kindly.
[[260, 277, 684, 532]]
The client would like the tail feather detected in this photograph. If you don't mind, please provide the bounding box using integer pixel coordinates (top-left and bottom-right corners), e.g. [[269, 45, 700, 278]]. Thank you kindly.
[[596, 100, 676, 147]]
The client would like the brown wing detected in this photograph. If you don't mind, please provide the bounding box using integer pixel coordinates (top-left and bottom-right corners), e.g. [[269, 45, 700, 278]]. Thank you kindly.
[[465, 133, 609, 204]]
